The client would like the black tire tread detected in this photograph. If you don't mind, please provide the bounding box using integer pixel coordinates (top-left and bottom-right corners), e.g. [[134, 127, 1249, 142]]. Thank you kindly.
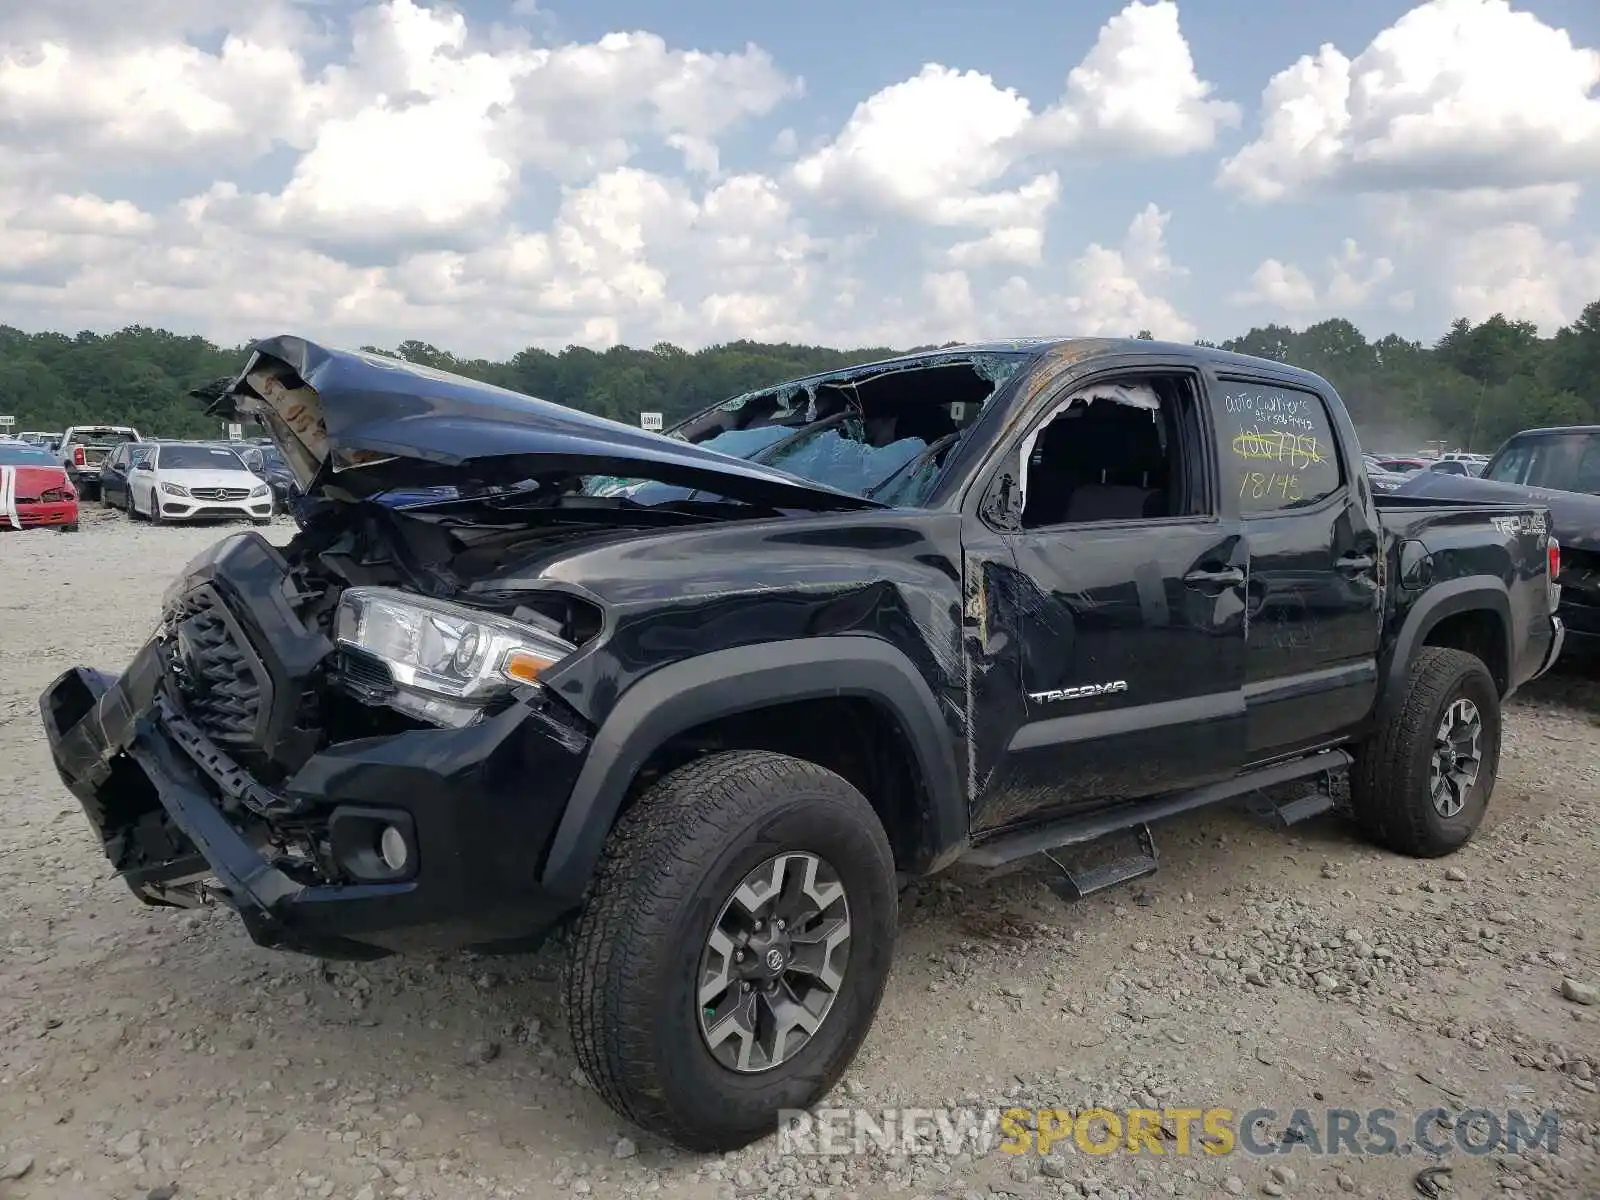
[[1350, 646, 1498, 857], [563, 748, 893, 1149]]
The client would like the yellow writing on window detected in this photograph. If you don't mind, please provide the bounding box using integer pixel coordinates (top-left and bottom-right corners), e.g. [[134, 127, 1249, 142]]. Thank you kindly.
[[1239, 472, 1303, 503], [1231, 429, 1324, 469]]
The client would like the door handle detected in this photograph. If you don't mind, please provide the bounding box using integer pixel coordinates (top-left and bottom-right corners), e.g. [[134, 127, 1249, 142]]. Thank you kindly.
[[1336, 553, 1376, 574], [1183, 565, 1244, 589]]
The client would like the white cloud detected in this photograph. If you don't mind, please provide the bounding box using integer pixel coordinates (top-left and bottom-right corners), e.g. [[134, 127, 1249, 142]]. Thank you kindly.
[[0, 1, 1215, 353], [1362, 191, 1600, 331], [789, 64, 1047, 227], [1235, 261, 1318, 313], [923, 271, 976, 326], [0, 29, 319, 170], [946, 227, 1046, 268], [985, 205, 1196, 341], [1233, 239, 1395, 313], [0, 1, 799, 194], [1220, 0, 1600, 202], [790, 0, 1228, 244], [1028, 0, 1239, 155]]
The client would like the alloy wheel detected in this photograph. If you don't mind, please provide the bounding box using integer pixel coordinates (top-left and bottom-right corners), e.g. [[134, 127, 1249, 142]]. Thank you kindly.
[[1430, 697, 1483, 819], [696, 851, 852, 1074]]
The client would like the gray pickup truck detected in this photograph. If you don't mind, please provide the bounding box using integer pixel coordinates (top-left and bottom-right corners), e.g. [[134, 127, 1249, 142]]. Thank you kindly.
[[59, 424, 142, 500]]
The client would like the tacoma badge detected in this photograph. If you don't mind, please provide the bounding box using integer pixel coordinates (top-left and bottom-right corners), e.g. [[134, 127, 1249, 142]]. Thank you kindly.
[[1028, 681, 1129, 703]]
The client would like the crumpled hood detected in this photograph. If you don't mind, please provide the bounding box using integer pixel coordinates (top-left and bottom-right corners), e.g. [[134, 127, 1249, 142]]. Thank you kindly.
[[196, 336, 880, 512]]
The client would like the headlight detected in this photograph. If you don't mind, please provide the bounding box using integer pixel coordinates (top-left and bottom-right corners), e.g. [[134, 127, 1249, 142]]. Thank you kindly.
[[161, 482, 190, 497], [249, 484, 270, 498], [334, 586, 576, 728]]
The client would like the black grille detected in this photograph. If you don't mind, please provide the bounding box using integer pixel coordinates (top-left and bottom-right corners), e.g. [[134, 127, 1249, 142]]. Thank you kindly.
[[189, 487, 252, 501], [165, 587, 265, 749]]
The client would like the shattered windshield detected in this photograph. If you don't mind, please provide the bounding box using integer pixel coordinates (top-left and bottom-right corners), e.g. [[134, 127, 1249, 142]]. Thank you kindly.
[[585, 352, 1027, 508]]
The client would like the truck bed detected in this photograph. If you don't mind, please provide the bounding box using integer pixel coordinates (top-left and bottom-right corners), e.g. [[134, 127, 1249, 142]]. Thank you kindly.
[[1374, 492, 1551, 540]]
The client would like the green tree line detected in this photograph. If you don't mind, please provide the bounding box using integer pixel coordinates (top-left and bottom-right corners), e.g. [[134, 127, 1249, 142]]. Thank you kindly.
[[2, 303, 1598, 454]]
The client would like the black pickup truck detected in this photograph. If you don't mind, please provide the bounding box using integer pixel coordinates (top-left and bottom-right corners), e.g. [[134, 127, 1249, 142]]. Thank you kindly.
[[40, 336, 1563, 1151], [1397, 424, 1600, 656]]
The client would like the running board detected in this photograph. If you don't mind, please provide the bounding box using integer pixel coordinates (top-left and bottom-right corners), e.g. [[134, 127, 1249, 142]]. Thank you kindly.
[[1042, 824, 1158, 901], [1244, 788, 1337, 827], [962, 749, 1353, 870]]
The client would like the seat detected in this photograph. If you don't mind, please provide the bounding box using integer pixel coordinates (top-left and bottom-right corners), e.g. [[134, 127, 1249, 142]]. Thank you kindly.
[[1060, 404, 1169, 522], [1020, 394, 1173, 527]]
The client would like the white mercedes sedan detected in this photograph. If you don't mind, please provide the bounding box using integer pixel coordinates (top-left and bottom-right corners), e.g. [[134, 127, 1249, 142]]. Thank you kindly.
[[127, 441, 275, 525]]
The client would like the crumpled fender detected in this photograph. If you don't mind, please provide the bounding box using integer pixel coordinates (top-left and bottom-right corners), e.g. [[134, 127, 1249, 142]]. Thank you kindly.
[[537, 635, 966, 898]]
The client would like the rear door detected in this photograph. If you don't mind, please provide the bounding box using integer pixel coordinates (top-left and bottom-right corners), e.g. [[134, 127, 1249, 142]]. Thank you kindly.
[[1208, 370, 1382, 761], [102, 445, 129, 503], [965, 358, 1249, 832]]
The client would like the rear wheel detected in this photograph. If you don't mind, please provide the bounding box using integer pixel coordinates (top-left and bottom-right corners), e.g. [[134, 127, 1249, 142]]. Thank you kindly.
[[1350, 647, 1501, 857], [563, 749, 897, 1152]]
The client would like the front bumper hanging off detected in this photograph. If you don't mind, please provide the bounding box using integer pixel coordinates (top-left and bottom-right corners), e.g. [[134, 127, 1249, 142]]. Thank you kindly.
[[40, 635, 592, 960]]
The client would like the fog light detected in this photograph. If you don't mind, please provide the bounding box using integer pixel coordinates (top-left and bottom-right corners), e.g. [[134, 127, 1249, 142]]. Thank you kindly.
[[379, 824, 410, 872], [328, 806, 417, 882]]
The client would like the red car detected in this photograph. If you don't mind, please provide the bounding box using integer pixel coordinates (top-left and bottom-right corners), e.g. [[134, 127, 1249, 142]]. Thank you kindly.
[[0, 441, 79, 531]]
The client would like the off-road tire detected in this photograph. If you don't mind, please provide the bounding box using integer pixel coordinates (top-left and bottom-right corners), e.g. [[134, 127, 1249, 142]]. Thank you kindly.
[[1350, 647, 1500, 857], [563, 749, 897, 1152]]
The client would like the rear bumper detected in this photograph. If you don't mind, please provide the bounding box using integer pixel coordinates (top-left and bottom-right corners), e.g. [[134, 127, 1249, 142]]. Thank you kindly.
[[40, 652, 592, 960], [1530, 617, 1566, 680]]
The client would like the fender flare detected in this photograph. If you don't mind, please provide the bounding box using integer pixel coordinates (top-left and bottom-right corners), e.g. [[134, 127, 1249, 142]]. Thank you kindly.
[[538, 636, 965, 898], [1384, 575, 1512, 699]]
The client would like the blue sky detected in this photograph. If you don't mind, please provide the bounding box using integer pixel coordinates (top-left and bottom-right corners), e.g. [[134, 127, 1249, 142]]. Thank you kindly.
[[1, 0, 1598, 354]]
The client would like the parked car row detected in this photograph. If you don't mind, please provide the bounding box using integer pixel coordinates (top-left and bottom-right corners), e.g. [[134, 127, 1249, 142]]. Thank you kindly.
[[1362, 449, 1490, 493]]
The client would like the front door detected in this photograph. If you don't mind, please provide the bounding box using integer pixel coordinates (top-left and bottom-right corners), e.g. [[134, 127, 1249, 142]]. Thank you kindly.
[[967, 363, 1248, 833]]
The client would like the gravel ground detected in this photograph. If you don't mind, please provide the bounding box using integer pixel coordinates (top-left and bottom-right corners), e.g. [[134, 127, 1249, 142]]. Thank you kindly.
[[2, 510, 1598, 1200]]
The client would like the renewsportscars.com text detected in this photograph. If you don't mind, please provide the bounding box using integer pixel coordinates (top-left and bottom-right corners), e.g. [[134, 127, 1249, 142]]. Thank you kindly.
[[777, 1106, 1562, 1158]]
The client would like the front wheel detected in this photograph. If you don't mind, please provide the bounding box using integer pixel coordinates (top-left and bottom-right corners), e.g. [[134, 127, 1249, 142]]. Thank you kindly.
[[563, 749, 897, 1152], [1350, 647, 1501, 857]]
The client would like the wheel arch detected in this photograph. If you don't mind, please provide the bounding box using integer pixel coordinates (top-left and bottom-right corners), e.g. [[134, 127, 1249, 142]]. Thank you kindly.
[[1385, 576, 1512, 700], [538, 636, 966, 899]]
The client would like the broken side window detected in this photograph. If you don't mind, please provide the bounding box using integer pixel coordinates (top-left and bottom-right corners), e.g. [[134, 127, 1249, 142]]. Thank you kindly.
[[584, 354, 1026, 507], [1018, 375, 1206, 528]]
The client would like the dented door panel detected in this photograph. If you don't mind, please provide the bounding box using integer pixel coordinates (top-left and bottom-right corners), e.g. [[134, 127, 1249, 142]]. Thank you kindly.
[[967, 521, 1248, 831]]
